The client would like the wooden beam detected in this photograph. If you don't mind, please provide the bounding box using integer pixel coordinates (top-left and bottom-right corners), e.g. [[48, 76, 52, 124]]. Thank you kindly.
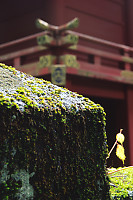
[[77, 61, 133, 85], [75, 45, 133, 64], [68, 30, 133, 52], [0, 46, 46, 62], [126, 87, 133, 165]]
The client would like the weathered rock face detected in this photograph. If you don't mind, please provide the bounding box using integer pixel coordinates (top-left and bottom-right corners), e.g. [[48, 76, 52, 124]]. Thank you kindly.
[[0, 63, 110, 200]]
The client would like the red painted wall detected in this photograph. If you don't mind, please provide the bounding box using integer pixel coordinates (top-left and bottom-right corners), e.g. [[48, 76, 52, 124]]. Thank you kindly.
[[0, 0, 129, 45], [64, 0, 125, 43]]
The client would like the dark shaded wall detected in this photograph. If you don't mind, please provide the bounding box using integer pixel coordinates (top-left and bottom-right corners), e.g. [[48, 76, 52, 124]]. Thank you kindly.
[[0, 0, 55, 44], [126, 0, 133, 47]]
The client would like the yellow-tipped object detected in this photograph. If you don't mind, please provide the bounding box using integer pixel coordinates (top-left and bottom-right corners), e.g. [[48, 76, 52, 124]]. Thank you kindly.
[[116, 129, 125, 144], [116, 144, 126, 164]]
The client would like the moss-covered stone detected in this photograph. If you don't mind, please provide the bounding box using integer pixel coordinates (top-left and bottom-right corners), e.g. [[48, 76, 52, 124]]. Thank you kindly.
[[0, 63, 110, 199]]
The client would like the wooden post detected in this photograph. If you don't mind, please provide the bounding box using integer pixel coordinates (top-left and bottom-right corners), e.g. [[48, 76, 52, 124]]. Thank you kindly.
[[126, 86, 133, 165], [94, 55, 101, 65], [124, 50, 131, 71], [14, 57, 21, 67], [36, 18, 79, 86]]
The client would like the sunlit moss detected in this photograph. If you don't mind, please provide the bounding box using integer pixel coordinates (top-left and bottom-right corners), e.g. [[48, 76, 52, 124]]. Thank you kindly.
[[0, 63, 110, 199], [108, 167, 133, 199]]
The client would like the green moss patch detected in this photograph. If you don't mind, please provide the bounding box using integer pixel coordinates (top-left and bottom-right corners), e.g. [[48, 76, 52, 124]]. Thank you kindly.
[[0, 63, 110, 199], [108, 166, 133, 199]]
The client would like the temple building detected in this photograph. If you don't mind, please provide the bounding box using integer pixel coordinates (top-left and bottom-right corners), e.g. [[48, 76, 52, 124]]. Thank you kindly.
[[0, 0, 133, 167]]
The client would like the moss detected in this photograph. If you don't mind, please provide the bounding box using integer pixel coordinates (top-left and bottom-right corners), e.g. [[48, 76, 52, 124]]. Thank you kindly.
[[108, 167, 133, 199], [0, 63, 110, 199]]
